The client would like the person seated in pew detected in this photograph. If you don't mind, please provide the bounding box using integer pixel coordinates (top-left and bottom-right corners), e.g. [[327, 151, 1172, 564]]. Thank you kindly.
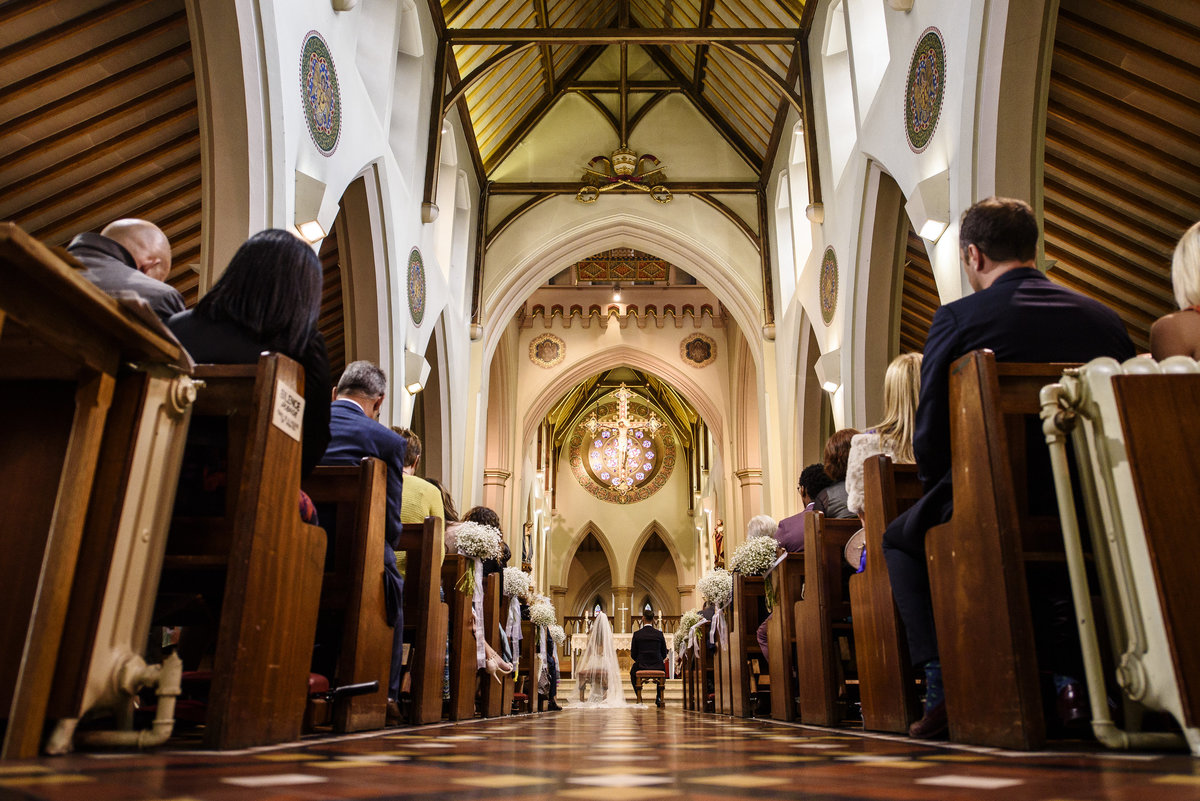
[[630, 609, 669, 708], [168, 229, 331, 478], [884, 197, 1136, 740], [1150, 221, 1200, 360], [390, 428, 445, 548], [798, 463, 833, 514], [813, 429, 860, 519], [318, 360, 408, 720], [426, 477, 460, 523], [452, 505, 515, 677], [69, 218, 185, 322], [742, 513, 792, 659]]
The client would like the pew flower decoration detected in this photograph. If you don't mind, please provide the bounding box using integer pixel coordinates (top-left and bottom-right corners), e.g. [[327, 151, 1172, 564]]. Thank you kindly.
[[503, 566, 533, 599], [697, 568, 732, 607], [549, 624, 566, 646], [454, 522, 503, 595], [677, 609, 702, 656], [678, 609, 701, 634], [729, 535, 778, 576], [529, 596, 557, 629]]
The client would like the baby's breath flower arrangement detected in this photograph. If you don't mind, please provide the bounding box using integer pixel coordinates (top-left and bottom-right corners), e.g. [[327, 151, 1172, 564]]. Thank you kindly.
[[502, 566, 532, 599], [678, 609, 701, 634], [697, 568, 733, 608], [730, 534, 779, 576], [453, 522, 502, 594], [529, 597, 557, 628], [548, 624, 566, 646]]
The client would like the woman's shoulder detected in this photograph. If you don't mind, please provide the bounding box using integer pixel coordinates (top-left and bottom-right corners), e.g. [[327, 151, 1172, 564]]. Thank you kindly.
[[1150, 310, 1200, 361]]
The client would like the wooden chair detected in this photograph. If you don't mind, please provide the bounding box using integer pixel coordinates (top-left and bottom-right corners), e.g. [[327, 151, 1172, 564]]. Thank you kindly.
[[397, 517, 446, 725], [926, 351, 1076, 749], [850, 456, 923, 733], [794, 511, 861, 726], [634, 669, 667, 705], [1, 223, 186, 758], [302, 458, 391, 732], [442, 555, 477, 720], [480, 572, 506, 717], [156, 355, 328, 750], [719, 574, 766, 718], [767, 553, 805, 721]]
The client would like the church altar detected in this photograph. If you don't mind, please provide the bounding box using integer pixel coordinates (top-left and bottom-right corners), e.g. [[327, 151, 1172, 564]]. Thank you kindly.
[[570, 632, 676, 678]]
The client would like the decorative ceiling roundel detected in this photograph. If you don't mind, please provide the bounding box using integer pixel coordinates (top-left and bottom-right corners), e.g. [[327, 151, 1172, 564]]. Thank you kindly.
[[681, 333, 717, 368], [300, 31, 341, 156], [529, 333, 565, 368], [568, 394, 677, 505], [407, 248, 426, 325], [904, 27, 946, 154], [819, 247, 838, 326]]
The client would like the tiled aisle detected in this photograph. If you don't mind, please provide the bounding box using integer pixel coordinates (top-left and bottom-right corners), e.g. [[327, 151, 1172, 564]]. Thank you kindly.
[[1, 710, 1198, 801]]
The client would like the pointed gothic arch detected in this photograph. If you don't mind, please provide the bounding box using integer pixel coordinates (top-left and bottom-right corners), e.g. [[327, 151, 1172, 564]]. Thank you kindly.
[[624, 521, 684, 591], [558, 521, 620, 588]]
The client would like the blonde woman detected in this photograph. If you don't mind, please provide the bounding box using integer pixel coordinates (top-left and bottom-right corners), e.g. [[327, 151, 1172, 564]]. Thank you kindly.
[[844, 352, 922, 518], [1150, 221, 1200, 360]]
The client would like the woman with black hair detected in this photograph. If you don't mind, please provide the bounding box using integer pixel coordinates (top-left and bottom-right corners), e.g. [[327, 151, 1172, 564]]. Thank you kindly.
[[168, 228, 331, 475]]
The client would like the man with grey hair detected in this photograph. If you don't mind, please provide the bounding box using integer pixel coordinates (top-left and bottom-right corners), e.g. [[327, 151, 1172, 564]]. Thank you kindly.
[[67, 218, 184, 321], [321, 360, 408, 718]]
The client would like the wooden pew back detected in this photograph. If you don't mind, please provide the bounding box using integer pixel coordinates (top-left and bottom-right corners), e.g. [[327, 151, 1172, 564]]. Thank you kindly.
[[926, 350, 1075, 749], [481, 573, 505, 717], [442, 555, 477, 720], [160, 355, 328, 749], [850, 456, 922, 732], [767, 553, 804, 721], [302, 458, 390, 732], [795, 512, 861, 725], [398, 517, 446, 724], [722, 574, 765, 717]]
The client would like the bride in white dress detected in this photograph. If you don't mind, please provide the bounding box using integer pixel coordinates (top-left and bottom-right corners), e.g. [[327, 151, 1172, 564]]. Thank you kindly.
[[573, 611, 628, 708]]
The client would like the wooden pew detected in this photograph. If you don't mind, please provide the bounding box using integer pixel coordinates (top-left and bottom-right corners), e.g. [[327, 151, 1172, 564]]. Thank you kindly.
[[718, 574, 766, 718], [850, 456, 923, 733], [302, 458, 391, 732], [442, 555, 477, 720], [397, 517, 446, 725], [480, 573, 505, 717], [499, 594, 518, 715], [157, 355, 327, 749], [767, 553, 805, 721], [1, 223, 186, 758], [711, 615, 732, 714], [794, 511, 861, 726], [697, 622, 716, 712], [515, 621, 540, 713], [926, 351, 1075, 750]]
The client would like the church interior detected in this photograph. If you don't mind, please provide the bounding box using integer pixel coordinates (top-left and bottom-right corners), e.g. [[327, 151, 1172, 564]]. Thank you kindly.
[[1, 0, 1199, 798]]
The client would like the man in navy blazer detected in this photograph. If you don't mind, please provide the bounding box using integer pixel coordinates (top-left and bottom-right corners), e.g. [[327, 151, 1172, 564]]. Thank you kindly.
[[320, 360, 408, 713], [883, 197, 1135, 739]]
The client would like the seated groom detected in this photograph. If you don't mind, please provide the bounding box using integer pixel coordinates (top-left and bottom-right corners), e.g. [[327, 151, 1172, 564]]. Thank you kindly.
[[320, 360, 408, 717], [629, 609, 668, 707]]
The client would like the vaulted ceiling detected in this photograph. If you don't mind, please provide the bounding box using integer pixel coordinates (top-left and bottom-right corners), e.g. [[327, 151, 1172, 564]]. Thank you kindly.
[[435, 0, 810, 180]]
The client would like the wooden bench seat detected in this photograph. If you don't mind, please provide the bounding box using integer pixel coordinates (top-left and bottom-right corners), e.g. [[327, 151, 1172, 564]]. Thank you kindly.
[[716, 574, 766, 717], [766, 553, 805, 721], [397, 517, 446, 724], [849, 456, 923, 733], [442, 555, 478, 720]]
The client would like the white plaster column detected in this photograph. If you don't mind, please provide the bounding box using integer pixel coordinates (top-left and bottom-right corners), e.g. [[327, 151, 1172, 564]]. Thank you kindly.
[[677, 584, 696, 614], [482, 468, 511, 523], [734, 468, 764, 535], [550, 585, 567, 622]]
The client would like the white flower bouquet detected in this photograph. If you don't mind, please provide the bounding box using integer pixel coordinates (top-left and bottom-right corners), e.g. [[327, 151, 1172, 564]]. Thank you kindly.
[[730, 534, 779, 576], [548, 624, 566, 646], [529, 598, 557, 628], [678, 609, 701, 634], [502, 566, 532, 599], [697, 568, 733, 607], [453, 521, 502, 594]]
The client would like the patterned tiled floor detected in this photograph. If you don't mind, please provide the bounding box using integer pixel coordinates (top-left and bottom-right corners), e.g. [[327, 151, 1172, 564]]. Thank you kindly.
[[2, 710, 1198, 800]]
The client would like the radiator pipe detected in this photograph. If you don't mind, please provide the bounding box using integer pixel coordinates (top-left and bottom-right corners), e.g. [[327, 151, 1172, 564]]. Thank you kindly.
[[75, 652, 182, 750]]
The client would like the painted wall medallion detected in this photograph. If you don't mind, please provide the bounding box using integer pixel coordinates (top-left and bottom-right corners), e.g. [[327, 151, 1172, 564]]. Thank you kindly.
[[820, 246, 838, 325], [407, 248, 426, 325], [528, 333, 565, 368], [904, 27, 946, 154], [300, 31, 342, 156], [681, 333, 717, 368], [568, 386, 677, 505]]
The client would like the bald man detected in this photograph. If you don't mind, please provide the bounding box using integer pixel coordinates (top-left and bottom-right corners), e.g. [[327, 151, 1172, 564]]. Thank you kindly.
[[68, 218, 185, 322]]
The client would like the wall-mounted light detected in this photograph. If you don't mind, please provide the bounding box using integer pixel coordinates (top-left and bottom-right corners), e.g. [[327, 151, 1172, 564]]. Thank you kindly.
[[404, 349, 431, 395], [294, 169, 328, 244], [814, 349, 842, 394], [612, 283, 622, 302], [906, 169, 950, 244]]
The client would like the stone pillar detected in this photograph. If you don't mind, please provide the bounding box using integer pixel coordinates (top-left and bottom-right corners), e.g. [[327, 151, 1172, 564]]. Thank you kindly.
[[611, 585, 634, 633], [549, 585, 568, 624], [677, 584, 696, 614], [482, 468, 511, 522], [734, 468, 763, 537]]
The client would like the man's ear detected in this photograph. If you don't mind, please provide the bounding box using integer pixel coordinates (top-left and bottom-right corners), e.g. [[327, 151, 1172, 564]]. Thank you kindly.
[[331, 388, 339, 401], [372, 394, 386, 419]]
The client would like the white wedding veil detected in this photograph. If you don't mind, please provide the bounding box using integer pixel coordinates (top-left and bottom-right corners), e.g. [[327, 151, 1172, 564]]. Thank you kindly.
[[574, 611, 627, 707]]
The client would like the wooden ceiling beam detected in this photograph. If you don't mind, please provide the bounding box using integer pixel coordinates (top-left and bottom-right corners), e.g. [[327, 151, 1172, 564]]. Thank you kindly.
[[577, 92, 621, 136], [489, 181, 760, 194], [565, 80, 679, 91], [533, 0, 556, 92], [693, 0, 716, 90], [446, 28, 802, 44], [642, 44, 762, 173], [760, 46, 803, 187]]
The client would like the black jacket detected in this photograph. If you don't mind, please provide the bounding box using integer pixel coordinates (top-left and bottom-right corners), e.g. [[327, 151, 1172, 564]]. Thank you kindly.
[[68, 233, 185, 322]]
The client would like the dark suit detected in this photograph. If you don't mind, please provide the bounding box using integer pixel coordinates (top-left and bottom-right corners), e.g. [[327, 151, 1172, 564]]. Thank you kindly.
[[883, 267, 1135, 667], [69, 233, 185, 323], [320, 399, 408, 697], [629, 623, 668, 693]]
